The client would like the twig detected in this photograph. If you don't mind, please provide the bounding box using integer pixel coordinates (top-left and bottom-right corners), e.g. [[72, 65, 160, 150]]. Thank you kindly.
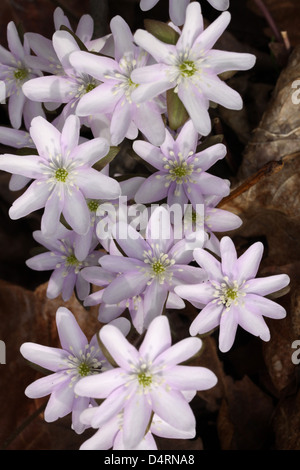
[[253, 0, 284, 46]]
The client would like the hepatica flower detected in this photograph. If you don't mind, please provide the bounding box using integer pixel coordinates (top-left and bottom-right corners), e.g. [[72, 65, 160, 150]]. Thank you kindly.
[[75, 315, 217, 448], [22, 30, 102, 130], [79, 391, 197, 450], [175, 237, 290, 352], [132, 2, 256, 136], [134, 119, 229, 209], [20, 307, 130, 434], [0, 21, 44, 129], [26, 225, 100, 301], [0, 114, 121, 237], [69, 15, 166, 146], [99, 206, 207, 329], [139, 0, 229, 26]]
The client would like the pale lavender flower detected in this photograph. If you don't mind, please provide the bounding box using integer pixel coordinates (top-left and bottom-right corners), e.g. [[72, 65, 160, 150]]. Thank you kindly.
[[79, 391, 196, 450], [140, 1, 229, 26], [131, 2, 256, 136], [134, 119, 229, 209], [175, 236, 290, 352], [26, 224, 100, 301], [22, 30, 103, 131], [0, 21, 44, 129], [0, 114, 121, 237], [75, 315, 217, 448], [69, 15, 166, 146], [20, 307, 130, 434], [99, 206, 207, 328]]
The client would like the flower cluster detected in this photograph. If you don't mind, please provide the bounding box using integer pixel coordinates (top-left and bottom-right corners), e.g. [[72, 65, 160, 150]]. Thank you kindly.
[[0, 1, 290, 450]]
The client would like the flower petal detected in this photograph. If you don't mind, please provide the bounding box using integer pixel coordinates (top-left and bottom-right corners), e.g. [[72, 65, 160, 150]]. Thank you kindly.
[[154, 337, 202, 367], [245, 274, 290, 296], [9, 181, 50, 220], [219, 306, 238, 352], [139, 314, 171, 361], [75, 368, 126, 399], [56, 306, 88, 353], [100, 323, 140, 370], [236, 242, 264, 282], [20, 343, 68, 371], [245, 294, 286, 320], [164, 365, 217, 391], [189, 301, 224, 336], [151, 386, 196, 433], [123, 393, 152, 449]]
